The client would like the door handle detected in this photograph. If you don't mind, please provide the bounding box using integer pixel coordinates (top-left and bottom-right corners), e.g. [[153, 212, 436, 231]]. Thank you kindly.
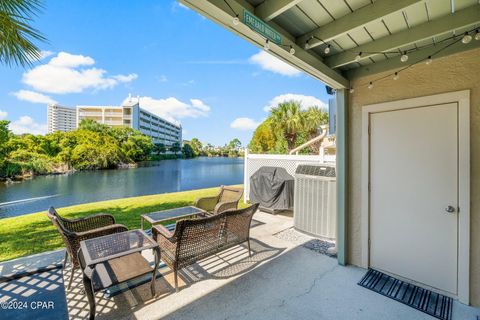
[[445, 206, 456, 213]]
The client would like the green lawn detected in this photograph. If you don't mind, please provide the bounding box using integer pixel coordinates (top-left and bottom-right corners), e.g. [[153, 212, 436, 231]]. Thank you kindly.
[[0, 185, 245, 262]]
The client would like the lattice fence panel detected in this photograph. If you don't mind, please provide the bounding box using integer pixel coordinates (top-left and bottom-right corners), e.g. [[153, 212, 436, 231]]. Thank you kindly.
[[244, 154, 330, 201]]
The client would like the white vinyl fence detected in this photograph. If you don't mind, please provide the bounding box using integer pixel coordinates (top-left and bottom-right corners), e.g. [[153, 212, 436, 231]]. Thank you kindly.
[[243, 150, 335, 202]]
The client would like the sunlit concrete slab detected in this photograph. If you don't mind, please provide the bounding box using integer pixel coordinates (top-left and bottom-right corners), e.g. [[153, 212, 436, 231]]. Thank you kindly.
[[1, 211, 478, 320]]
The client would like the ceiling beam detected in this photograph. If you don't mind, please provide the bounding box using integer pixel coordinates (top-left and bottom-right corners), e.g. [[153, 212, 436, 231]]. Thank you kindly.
[[346, 39, 480, 80], [325, 6, 480, 69], [296, 0, 423, 50], [255, 0, 304, 21], [180, 0, 349, 88]]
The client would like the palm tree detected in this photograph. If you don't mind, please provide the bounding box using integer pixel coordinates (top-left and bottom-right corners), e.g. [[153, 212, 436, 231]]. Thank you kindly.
[[304, 106, 328, 136], [270, 101, 305, 152], [304, 106, 329, 153], [0, 0, 46, 67]]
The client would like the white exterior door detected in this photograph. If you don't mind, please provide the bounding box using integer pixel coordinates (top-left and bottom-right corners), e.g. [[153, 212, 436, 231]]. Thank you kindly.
[[369, 103, 458, 295]]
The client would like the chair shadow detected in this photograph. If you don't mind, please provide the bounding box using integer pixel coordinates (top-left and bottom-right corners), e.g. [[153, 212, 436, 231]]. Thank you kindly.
[[64, 238, 285, 320], [0, 267, 69, 320], [250, 219, 265, 229]]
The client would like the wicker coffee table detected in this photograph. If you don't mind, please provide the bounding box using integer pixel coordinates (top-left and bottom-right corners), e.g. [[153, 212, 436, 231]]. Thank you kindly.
[[78, 230, 160, 320], [140, 206, 207, 230]]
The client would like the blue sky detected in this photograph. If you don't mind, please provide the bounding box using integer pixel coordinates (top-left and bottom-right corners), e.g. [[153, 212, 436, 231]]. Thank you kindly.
[[0, 0, 330, 146]]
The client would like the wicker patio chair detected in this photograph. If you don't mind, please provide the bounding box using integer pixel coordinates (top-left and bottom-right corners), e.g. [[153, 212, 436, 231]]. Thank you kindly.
[[47, 207, 128, 290], [153, 203, 259, 292], [194, 185, 244, 215]]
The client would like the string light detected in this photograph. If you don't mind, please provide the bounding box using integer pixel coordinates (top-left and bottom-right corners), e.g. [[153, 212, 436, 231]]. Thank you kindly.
[[223, 0, 240, 27], [305, 39, 310, 49], [355, 52, 362, 62], [233, 14, 239, 26], [304, 35, 331, 54], [353, 26, 477, 91], [289, 45, 295, 55], [462, 32, 472, 44], [264, 39, 270, 50], [324, 44, 331, 54]]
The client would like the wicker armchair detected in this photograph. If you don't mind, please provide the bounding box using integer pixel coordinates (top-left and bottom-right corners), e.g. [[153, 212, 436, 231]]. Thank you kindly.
[[153, 203, 259, 292], [194, 185, 243, 215], [47, 207, 128, 290]]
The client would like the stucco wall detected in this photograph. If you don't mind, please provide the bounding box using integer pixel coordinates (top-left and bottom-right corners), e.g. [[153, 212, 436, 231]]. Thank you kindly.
[[347, 48, 480, 305]]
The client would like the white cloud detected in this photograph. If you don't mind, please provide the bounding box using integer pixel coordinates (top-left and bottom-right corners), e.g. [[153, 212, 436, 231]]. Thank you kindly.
[[157, 75, 168, 82], [21, 51, 137, 94], [39, 50, 55, 60], [9, 116, 47, 135], [0, 110, 7, 120], [264, 93, 328, 112], [113, 74, 138, 82], [12, 90, 57, 104], [124, 96, 211, 123], [48, 52, 94, 68], [230, 117, 260, 131], [172, 2, 189, 11], [190, 99, 210, 112], [249, 51, 301, 76], [182, 79, 195, 86]]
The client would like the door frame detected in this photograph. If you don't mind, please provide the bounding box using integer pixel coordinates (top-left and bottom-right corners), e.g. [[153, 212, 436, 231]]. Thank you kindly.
[[360, 90, 470, 304]]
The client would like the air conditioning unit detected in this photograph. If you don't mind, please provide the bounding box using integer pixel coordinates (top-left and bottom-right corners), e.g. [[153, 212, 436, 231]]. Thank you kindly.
[[294, 164, 336, 240]]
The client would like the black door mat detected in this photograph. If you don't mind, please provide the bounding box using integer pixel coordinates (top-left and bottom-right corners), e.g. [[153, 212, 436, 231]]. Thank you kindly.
[[358, 269, 452, 320]]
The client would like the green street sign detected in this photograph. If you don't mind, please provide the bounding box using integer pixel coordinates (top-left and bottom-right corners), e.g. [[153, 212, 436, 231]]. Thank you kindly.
[[243, 10, 282, 45]]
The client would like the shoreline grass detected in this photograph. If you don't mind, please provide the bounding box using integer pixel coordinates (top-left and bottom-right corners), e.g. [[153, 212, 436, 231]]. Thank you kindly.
[[0, 185, 245, 262]]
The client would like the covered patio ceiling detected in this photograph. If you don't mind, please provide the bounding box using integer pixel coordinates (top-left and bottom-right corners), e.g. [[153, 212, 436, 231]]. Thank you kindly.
[[181, 0, 480, 89]]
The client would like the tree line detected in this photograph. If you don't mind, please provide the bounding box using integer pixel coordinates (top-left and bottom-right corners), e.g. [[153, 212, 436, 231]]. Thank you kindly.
[[184, 138, 243, 158], [0, 119, 156, 179], [249, 101, 329, 154]]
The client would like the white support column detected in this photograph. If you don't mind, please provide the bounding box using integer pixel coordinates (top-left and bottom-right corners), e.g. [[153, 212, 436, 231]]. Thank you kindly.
[[336, 89, 348, 266], [243, 148, 249, 203]]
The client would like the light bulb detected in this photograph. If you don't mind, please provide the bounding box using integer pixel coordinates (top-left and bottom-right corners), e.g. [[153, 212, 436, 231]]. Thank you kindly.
[[349, 87, 354, 94], [425, 56, 432, 65], [233, 15, 239, 26], [305, 40, 310, 49], [324, 45, 331, 54], [368, 82, 373, 90], [289, 45, 295, 55], [462, 32, 472, 44], [475, 30, 480, 41], [355, 52, 362, 62], [400, 52, 408, 62], [264, 39, 270, 51], [393, 72, 399, 80]]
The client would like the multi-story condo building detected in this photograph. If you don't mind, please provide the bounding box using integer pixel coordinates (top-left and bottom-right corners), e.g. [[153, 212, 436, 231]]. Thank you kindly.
[[76, 99, 182, 146], [47, 104, 77, 133]]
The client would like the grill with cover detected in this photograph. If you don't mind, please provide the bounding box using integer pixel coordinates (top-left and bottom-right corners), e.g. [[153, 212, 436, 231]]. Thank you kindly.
[[249, 166, 294, 214]]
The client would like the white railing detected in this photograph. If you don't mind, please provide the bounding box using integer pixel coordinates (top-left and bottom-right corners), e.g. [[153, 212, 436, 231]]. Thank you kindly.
[[79, 112, 102, 117], [243, 149, 335, 202]]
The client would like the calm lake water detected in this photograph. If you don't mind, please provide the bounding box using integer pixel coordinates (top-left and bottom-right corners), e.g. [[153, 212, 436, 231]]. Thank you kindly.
[[0, 157, 244, 219]]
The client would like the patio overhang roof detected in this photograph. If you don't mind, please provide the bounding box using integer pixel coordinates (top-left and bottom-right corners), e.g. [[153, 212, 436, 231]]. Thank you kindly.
[[180, 0, 480, 89]]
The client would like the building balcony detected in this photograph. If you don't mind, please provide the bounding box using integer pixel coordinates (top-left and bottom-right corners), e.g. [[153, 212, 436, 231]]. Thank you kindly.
[[79, 112, 103, 117], [104, 120, 124, 126]]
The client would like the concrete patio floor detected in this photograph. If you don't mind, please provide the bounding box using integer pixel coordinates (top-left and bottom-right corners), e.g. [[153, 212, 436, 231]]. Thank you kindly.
[[1, 211, 479, 320]]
